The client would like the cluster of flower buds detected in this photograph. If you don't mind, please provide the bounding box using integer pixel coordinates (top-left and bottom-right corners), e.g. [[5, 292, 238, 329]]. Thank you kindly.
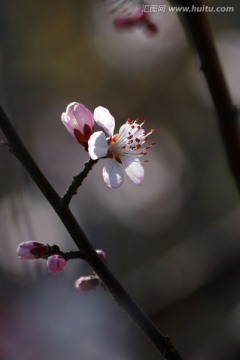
[[17, 241, 107, 291], [17, 241, 66, 274]]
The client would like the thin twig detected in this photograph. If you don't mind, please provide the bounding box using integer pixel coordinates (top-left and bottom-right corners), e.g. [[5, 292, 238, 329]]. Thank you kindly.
[[47, 245, 85, 261], [62, 158, 98, 207], [0, 106, 184, 360], [173, 0, 240, 191]]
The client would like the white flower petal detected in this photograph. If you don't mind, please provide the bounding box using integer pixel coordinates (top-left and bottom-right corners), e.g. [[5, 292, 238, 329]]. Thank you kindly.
[[121, 156, 144, 185], [119, 123, 129, 135], [88, 131, 108, 160], [94, 106, 115, 137], [103, 159, 124, 188]]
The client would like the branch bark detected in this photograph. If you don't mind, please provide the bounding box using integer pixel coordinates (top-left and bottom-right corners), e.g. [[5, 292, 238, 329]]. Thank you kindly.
[[62, 158, 98, 207], [173, 0, 240, 191]]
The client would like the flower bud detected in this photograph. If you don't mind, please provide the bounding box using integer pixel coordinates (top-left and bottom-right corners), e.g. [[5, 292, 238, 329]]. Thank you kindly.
[[47, 255, 66, 274], [75, 276, 100, 291], [17, 241, 49, 259], [96, 249, 107, 264], [61, 102, 94, 146]]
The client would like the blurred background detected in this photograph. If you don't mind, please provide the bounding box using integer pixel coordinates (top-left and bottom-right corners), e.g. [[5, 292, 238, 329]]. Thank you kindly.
[[0, 0, 240, 359]]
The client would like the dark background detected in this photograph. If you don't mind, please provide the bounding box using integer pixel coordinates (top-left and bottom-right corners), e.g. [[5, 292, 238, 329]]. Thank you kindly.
[[0, 1, 240, 359]]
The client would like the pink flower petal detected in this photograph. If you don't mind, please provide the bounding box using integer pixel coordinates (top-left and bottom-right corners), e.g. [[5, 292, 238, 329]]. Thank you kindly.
[[93, 106, 115, 137], [17, 241, 49, 259], [61, 102, 94, 144], [75, 276, 100, 291], [103, 159, 124, 188], [121, 156, 144, 185], [47, 255, 66, 274], [96, 249, 107, 263], [88, 131, 109, 160], [73, 103, 94, 130]]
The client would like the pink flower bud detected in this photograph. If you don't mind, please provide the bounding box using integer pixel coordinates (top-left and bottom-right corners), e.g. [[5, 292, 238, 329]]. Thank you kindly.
[[96, 249, 107, 264], [17, 241, 49, 259], [61, 102, 94, 146], [47, 255, 66, 274], [75, 276, 100, 291]]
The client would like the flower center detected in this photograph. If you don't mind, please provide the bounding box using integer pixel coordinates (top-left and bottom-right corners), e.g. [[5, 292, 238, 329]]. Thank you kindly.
[[109, 133, 120, 145], [107, 133, 123, 161], [106, 118, 156, 163]]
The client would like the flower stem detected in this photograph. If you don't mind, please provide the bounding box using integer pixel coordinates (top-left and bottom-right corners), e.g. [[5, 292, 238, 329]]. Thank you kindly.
[[47, 245, 85, 261], [62, 158, 98, 207], [0, 106, 184, 359], [172, 0, 240, 192]]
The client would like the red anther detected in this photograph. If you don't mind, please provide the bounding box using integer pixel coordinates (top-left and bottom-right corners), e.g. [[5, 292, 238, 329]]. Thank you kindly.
[[127, 135, 133, 139], [146, 146, 150, 149], [144, 160, 149, 162], [151, 141, 156, 145], [135, 118, 139, 122], [136, 144, 141, 149], [141, 151, 147, 155], [144, 137, 148, 141], [122, 145, 126, 149], [135, 138, 140, 143], [131, 125, 135, 129], [151, 129, 156, 133]]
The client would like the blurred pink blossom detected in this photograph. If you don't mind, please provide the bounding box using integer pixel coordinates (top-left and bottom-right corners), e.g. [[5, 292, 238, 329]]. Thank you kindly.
[[17, 241, 49, 259], [47, 255, 66, 274], [113, 5, 158, 35]]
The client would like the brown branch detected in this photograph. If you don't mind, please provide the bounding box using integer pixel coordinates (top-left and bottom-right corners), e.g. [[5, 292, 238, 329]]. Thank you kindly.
[[0, 106, 184, 360], [173, 0, 239, 191], [62, 158, 98, 207]]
